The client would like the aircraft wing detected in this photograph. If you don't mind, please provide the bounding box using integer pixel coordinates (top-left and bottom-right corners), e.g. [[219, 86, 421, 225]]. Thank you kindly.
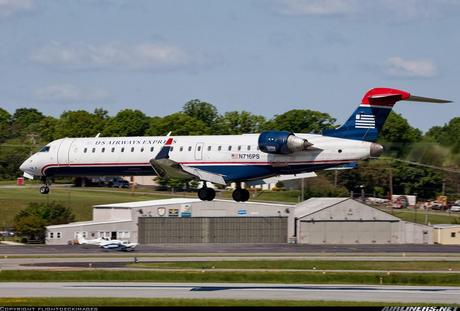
[[245, 172, 317, 186], [150, 138, 227, 185]]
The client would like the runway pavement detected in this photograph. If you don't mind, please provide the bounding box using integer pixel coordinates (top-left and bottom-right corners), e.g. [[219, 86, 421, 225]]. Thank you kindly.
[[0, 282, 459, 304], [2, 243, 460, 255]]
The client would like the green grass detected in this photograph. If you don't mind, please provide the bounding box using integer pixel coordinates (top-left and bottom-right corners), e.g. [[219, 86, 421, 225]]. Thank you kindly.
[[0, 187, 169, 226], [0, 297, 457, 307], [128, 260, 460, 271], [388, 209, 459, 225], [1, 270, 460, 286]]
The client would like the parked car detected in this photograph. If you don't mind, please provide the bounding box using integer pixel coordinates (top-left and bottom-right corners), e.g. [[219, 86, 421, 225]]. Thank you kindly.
[[112, 179, 130, 188], [450, 204, 460, 212]]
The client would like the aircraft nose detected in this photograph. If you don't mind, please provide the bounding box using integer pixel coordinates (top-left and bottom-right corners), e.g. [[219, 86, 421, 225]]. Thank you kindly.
[[19, 160, 27, 172], [370, 143, 384, 157]]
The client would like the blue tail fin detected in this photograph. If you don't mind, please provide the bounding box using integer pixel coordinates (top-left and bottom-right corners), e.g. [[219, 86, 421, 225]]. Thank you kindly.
[[323, 88, 409, 142]]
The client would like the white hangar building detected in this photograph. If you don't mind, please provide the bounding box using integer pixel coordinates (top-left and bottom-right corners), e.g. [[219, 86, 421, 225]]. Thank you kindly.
[[46, 197, 433, 245], [289, 198, 432, 244]]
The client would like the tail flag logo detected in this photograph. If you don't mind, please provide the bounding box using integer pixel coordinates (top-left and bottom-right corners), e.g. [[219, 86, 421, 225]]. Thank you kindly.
[[355, 113, 375, 129]]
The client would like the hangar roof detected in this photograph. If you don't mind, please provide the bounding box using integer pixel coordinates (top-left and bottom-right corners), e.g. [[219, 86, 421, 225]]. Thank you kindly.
[[433, 224, 460, 229], [294, 197, 349, 218], [93, 198, 292, 209], [94, 198, 202, 209], [47, 220, 132, 229]]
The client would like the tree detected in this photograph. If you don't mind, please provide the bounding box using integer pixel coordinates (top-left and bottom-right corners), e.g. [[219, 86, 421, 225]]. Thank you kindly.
[[214, 111, 266, 134], [0, 108, 11, 142], [146, 113, 210, 136], [182, 99, 218, 127], [426, 117, 460, 153], [55, 110, 106, 138], [102, 109, 149, 137], [14, 201, 75, 242], [263, 109, 336, 133], [379, 112, 422, 158], [10, 108, 45, 136]]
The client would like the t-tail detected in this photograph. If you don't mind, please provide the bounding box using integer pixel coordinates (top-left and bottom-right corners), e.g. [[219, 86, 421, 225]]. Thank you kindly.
[[322, 88, 451, 142]]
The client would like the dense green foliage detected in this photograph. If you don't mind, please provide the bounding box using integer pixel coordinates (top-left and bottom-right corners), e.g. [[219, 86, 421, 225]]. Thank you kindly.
[[13, 201, 75, 241], [0, 98, 459, 199]]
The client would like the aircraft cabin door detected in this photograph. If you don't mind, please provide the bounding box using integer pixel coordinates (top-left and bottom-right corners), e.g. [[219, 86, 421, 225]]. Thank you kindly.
[[57, 139, 74, 166], [194, 142, 204, 160]]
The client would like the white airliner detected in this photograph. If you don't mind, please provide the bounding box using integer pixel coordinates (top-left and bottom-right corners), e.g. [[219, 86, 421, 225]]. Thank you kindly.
[[20, 88, 450, 202], [77, 234, 137, 251]]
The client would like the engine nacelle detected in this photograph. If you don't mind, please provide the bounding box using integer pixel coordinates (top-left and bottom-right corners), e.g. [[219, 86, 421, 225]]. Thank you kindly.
[[258, 131, 312, 154]]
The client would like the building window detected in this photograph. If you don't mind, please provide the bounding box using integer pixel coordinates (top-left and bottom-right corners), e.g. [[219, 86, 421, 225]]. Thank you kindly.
[[56, 232, 62, 239], [150, 147, 154, 152], [83, 148, 87, 153], [451, 232, 456, 238], [207, 146, 211, 151]]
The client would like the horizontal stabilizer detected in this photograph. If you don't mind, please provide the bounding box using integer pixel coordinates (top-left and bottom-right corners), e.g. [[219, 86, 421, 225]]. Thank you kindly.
[[407, 95, 451, 104]]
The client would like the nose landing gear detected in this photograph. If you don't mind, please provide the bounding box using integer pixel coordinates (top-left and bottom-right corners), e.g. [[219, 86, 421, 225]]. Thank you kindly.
[[39, 177, 51, 195]]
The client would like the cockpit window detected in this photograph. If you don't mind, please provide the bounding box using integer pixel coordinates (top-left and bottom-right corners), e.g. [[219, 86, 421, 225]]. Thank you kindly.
[[39, 146, 50, 152]]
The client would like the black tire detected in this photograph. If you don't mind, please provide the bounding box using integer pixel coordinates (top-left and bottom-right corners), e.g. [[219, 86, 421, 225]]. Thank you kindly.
[[232, 189, 243, 202], [205, 188, 216, 201], [198, 188, 208, 201], [40, 186, 49, 195], [241, 189, 250, 202]]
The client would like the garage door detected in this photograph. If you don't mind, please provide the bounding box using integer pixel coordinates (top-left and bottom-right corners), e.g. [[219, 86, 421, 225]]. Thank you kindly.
[[138, 217, 287, 244]]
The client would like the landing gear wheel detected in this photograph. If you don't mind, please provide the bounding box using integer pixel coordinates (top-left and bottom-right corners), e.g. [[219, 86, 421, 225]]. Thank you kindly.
[[198, 187, 215, 201], [40, 186, 49, 195], [232, 188, 250, 202]]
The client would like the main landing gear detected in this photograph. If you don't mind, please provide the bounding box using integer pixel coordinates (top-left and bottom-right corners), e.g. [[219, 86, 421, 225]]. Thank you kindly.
[[39, 177, 50, 195], [232, 184, 250, 202], [197, 182, 249, 202], [198, 183, 216, 201]]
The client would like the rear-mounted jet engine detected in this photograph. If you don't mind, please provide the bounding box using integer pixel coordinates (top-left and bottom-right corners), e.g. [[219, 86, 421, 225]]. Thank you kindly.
[[258, 130, 312, 154]]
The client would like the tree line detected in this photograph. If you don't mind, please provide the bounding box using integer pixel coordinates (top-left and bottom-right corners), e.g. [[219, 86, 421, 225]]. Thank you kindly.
[[0, 99, 459, 199]]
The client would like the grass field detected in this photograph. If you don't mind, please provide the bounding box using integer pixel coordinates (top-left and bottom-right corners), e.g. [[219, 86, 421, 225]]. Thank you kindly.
[[128, 260, 460, 271], [0, 187, 168, 226], [0, 297, 457, 307], [2, 297, 458, 307], [1, 270, 460, 286]]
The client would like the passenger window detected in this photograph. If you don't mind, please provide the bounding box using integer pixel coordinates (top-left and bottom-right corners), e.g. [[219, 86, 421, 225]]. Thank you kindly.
[[121, 147, 125, 152], [131, 147, 134, 152], [170, 147, 174, 152], [141, 148, 144, 152], [102, 148, 105, 153], [150, 147, 154, 152], [247, 145, 251, 151], [92, 148, 95, 153], [188, 146, 192, 152], [180, 146, 183, 152], [84, 148, 87, 153], [218, 146, 222, 151], [197, 146, 201, 151], [111, 147, 115, 153], [228, 146, 232, 151], [238, 145, 241, 151], [208, 146, 211, 151]]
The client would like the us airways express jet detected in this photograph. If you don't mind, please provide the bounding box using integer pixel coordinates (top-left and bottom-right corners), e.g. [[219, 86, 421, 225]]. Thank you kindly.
[[19, 88, 450, 202]]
